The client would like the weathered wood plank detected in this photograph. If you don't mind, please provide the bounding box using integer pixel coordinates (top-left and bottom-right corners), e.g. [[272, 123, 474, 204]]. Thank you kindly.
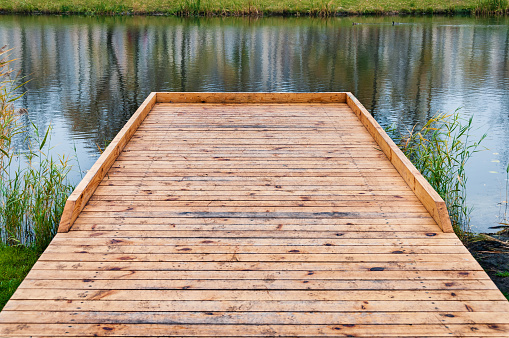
[[48, 236, 461, 246], [1, 311, 508, 325], [24, 269, 487, 281], [4, 300, 509, 313], [37, 252, 472, 263], [42, 244, 469, 255], [155, 92, 348, 103], [11, 288, 503, 301], [30, 260, 482, 271], [55, 230, 455, 239], [1, 323, 509, 336]]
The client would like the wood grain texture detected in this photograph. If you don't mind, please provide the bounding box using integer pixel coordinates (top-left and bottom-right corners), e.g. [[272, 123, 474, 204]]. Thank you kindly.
[[155, 92, 348, 103], [2, 93, 507, 337]]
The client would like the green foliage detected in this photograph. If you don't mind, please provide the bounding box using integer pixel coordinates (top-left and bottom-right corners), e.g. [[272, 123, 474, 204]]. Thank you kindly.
[[0, 0, 496, 16], [0, 47, 74, 253], [0, 245, 38, 310], [496, 271, 509, 277], [386, 110, 486, 238], [475, 0, 508, 14]]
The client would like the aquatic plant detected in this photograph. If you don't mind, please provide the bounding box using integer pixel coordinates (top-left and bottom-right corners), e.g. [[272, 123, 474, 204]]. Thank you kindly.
[[0, 47, 73, 253], [498, 162, 509, 228], [386, 110, 486, 239]]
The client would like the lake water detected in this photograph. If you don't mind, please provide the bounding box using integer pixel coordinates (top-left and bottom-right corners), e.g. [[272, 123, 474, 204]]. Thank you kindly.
[[0, 14, 508, 233]]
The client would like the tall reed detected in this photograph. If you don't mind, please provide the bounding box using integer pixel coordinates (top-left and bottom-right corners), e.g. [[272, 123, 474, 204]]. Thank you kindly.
[[499, 162, 509, 228], [474, 0, 508, 14], [386, 110, 486, 238], [0, 47, 73, 253]]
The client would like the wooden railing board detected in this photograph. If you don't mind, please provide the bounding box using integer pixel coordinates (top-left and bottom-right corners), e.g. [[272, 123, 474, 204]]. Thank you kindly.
[[155, 92, 348, 103]]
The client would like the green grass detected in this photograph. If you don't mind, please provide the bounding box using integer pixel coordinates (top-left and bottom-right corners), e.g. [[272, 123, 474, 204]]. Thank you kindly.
[[496, 271, 509, 277], [0, 0, 504, 16], [475, 0, 508, 14], [0, 245, 38, 310], [386, 110, 486, 239]]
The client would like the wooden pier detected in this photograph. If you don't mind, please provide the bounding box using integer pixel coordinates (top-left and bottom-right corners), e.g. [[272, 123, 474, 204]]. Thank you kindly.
[[0, 92, 508, 336]]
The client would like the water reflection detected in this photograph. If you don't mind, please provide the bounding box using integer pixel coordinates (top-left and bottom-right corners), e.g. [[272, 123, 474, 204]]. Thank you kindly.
[[0, 15, 508, 232]]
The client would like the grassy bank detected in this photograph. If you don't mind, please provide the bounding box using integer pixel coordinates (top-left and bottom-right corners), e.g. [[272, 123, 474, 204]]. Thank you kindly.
[[0, 0, 508, 16], [0, 246, 38, 309]]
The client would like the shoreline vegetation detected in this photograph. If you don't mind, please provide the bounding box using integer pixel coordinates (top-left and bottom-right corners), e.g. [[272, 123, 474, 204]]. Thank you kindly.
[[385, 111, 487, 239], [0, 47, 74, 310], [0, 0, 508, 16]]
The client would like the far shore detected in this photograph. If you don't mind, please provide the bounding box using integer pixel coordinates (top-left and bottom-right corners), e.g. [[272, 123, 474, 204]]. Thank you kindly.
[[0, 0, 508, 16]]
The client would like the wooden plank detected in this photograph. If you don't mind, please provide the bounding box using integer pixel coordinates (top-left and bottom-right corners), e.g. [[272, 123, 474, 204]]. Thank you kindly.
[[11, 288, 502, 301], [79, 206, 430, 215], [75, 211, 434, 219], [5, 299, 509, 313], [113, 158, 397, 165], [1, 311, 509, 325], [42, 244, 468, 255], [70, 215, 437, 225], [99, 176, 411, 184], [1, 323, 509, 336], [37, 251, 472, 262], [155, 92, 347, 103], [88, 193, 421, 202], [57, 92, 157, 233], [30, 260, 482, 271], [23, 269, 490, 281], [56, 230, 454, 239], [95, 184, 417, 192], [18, 279, 499, 292], [70, 213, 440, 226], [82, 200, 424, 208], [48, 236, 459, 247]]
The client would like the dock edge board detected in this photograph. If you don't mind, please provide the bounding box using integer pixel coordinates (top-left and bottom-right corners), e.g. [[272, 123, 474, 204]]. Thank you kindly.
[[57, 92, 453, 233]]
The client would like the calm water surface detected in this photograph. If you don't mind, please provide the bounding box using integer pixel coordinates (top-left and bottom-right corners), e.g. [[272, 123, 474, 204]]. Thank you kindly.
[[0, 15, 508, 232]]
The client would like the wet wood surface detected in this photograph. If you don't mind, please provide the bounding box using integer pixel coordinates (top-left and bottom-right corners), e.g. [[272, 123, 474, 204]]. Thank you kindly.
[[1, 94, 508, 336]]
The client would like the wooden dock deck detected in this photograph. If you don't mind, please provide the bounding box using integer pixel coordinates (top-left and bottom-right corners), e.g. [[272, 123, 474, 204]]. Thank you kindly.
[[1, 92, 508, 337]]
